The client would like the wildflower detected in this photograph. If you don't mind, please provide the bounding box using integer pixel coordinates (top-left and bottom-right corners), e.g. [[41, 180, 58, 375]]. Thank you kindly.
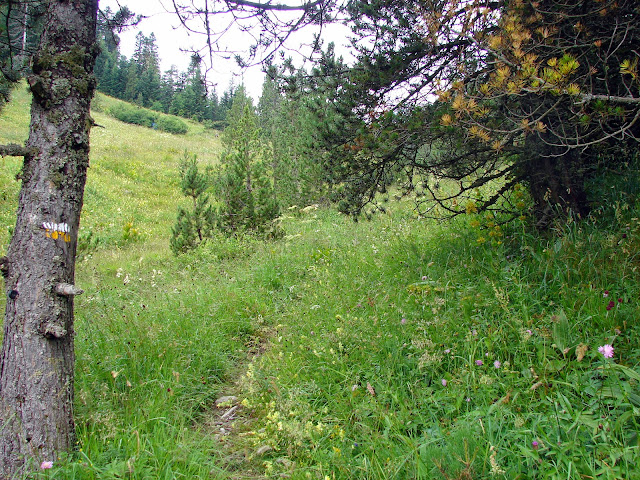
[[40, 461, 53, 469], [475, 360, 483, 366], [494, 360, 501, 369], [441, 379, 447, 387], [603, 290, 609, 297], [401, 318, 407, 324], [598, 344, 614, 358], [618, 298, 623, 303], [606, 300, 615, 311], [526, 329, 532, 335], [444, 348, 451, 354], [532, 441, 539, 450], [422, 275, 427, 281]]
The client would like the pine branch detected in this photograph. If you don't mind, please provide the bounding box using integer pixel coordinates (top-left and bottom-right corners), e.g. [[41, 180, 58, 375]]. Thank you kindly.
[[225, 0, 325, 12]]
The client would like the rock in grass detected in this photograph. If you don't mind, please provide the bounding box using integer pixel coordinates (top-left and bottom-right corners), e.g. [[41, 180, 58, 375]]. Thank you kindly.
[[215, 395, 238, 407], [255, 445, 273, 456]]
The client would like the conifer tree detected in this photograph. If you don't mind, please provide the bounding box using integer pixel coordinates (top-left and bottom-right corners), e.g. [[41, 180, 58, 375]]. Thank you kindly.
[[258, 69, 328, 208], [170, 152, 216, 254], [215, 86, 279, 235]]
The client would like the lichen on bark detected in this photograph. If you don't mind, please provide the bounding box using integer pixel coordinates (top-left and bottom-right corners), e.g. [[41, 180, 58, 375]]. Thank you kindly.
[[0, 0, 99, 477]]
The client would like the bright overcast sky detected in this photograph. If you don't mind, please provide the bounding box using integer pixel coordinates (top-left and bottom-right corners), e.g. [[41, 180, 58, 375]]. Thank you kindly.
[[98, 0, 353, 101]]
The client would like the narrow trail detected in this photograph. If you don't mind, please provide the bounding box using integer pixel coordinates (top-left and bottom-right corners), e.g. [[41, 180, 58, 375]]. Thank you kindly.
[[204, 331, 276, 479]]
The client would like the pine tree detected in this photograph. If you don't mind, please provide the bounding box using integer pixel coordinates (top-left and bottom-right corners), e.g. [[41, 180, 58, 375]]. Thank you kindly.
[[170, 152, 216, 254], [214, 86, 280, 236], [258, 69, 328, 208]]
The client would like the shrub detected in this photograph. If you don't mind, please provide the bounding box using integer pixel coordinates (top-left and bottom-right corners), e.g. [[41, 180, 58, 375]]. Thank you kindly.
[[109, 103, 156, 128], [156, 115, 188, 135]]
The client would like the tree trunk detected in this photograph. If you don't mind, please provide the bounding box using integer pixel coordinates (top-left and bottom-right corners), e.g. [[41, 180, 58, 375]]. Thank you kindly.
[[523, 135, 590, 229], [0, 0, 98, 477]]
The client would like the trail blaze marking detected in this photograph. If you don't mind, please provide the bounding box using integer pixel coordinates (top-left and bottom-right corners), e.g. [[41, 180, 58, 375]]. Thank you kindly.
[[43, 222, 71, 242]]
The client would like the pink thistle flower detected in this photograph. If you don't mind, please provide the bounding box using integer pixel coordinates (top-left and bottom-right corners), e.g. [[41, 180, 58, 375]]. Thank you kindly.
[[598, 344, 614, 358], [441, 379, 447, 387], [532, 441, 539, 450], [40, 461, 53, 470], [475, 360, 483, 366], [494, 360, 501, 369]]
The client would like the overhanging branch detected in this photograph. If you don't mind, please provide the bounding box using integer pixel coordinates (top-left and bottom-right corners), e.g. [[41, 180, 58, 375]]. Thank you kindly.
[[225, 0, 325, 11], [577, 94, 640, 105]]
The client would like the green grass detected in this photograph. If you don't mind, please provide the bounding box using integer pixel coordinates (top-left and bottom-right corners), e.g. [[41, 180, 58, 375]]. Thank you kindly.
[[1, 85, 639, 479]]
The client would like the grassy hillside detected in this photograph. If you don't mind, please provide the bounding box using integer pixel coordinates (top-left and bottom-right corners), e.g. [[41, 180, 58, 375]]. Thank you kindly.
[[1, 86, 639, 479]]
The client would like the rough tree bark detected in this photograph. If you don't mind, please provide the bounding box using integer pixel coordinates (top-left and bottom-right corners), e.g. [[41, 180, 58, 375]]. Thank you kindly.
[[0, 0, 98, 477]]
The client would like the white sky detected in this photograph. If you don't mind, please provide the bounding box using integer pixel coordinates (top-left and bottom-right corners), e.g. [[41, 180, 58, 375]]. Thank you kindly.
[[98, 0, 353, 102]]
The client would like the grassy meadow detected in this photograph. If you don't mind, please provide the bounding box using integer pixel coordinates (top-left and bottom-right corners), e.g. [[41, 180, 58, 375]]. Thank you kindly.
[[1, 85, 639, 479]]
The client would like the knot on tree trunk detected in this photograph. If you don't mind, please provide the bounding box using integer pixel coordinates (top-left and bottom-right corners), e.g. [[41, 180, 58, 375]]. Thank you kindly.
[[55, 283, 84, 296], [42, 323, 68, 339]]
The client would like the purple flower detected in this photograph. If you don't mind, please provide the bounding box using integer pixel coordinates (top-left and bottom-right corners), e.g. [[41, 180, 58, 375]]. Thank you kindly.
[[494, 360, 501, 369], [475, 360, 483, 366], [40, 461, 53, 470], [441, 379, 447, 387], [422, 276, 428, 281], [603, 290, 609, 298], [606, 300, 615, 311], [532, 441, 539, 450], [598, 344, 614, 358], [401, 317, 407, 324], [444, 348, 451, 354]]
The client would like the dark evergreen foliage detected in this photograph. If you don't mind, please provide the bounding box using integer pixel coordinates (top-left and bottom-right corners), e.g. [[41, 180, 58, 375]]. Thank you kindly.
[[301, 0, 640, 226], [93, 30, 235, 124], [0, 0, 46, 108]]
